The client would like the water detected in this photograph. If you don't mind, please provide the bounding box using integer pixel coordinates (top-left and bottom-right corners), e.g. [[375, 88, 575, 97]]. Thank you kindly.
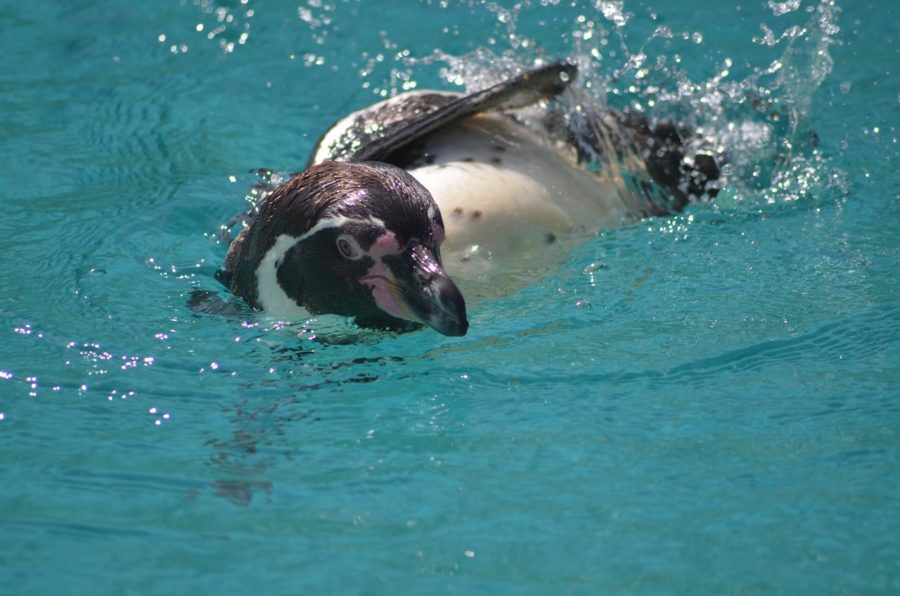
[[1, 0, 898, 593]]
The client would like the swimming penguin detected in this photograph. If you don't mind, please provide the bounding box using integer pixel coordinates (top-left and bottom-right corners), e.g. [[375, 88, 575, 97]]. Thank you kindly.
[[218, 62, 720, 336]]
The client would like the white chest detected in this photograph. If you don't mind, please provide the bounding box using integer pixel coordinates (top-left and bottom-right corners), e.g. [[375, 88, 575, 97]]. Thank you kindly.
[[408, 114, 642, 297]]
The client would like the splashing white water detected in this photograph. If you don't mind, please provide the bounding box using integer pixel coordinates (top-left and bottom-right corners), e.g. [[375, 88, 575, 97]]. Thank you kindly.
[[417, 0, 843, 205], [238, 0, 844, 211]]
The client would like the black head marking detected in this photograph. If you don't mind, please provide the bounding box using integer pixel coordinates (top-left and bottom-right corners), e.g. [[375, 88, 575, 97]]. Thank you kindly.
[[224, 161, 464, 335]]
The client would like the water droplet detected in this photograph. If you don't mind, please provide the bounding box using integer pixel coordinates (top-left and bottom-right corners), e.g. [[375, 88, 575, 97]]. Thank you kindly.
[[768, 0, 801, 17], [583, 262, 608, 273]]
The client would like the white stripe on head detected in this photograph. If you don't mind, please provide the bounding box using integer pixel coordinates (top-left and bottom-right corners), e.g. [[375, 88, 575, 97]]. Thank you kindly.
[[253, 216, 388, 318], [255, 234, 309, 317], [296, 215, 385, 243]]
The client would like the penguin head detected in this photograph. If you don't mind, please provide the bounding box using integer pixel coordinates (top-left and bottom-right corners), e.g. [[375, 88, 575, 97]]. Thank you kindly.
[[266, 161, 468, 336]]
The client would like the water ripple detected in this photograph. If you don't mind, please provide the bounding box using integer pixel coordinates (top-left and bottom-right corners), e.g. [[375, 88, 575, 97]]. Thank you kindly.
[[662, 304, 899, 385]]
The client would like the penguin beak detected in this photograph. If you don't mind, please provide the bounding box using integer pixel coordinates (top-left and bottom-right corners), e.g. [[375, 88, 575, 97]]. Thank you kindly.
[[363, 243, 468, 336]]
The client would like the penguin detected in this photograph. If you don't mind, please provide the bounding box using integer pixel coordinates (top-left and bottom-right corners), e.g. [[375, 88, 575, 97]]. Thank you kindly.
[[218, 62, 720, 336]]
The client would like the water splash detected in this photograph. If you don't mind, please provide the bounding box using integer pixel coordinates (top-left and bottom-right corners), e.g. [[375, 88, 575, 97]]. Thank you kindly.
[[391, 0, 844, 207], [160, 0, 256, 55], [189, 0, 842, 211], [768, 0, 803, 17]]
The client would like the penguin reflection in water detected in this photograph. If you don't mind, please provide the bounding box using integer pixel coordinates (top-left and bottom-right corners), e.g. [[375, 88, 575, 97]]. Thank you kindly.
[[217, 63, 720, 337]]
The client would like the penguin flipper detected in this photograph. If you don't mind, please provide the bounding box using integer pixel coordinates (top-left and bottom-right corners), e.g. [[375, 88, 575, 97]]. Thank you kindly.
[[348, 62, 577, 163]]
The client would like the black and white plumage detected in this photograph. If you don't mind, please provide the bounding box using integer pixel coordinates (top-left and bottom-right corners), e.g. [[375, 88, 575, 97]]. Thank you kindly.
[[222, 161, 467, 336], [219, 62, 720, 336]]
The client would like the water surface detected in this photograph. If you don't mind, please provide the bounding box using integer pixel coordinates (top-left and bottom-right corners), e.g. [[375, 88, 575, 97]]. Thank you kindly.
[[1, 0, 898, 593]]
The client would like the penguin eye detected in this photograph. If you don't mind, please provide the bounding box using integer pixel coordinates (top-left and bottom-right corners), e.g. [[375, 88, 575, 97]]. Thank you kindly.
[[336, 235, 363, 260]]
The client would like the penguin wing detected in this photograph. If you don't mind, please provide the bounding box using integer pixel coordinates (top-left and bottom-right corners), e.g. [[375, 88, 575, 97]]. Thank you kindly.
[[310, 62, 577, 165], [309, 91, 461, 166]]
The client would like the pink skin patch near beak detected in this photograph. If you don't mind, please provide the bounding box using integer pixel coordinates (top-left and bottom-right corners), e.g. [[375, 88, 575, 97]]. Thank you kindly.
[[368, 230, 401, 258], [359, 231, 419, 323], [361, 271, 417, 323]]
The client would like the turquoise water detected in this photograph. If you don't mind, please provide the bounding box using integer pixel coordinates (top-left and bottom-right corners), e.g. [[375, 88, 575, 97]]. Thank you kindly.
[[2, 0, 898, 593]]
